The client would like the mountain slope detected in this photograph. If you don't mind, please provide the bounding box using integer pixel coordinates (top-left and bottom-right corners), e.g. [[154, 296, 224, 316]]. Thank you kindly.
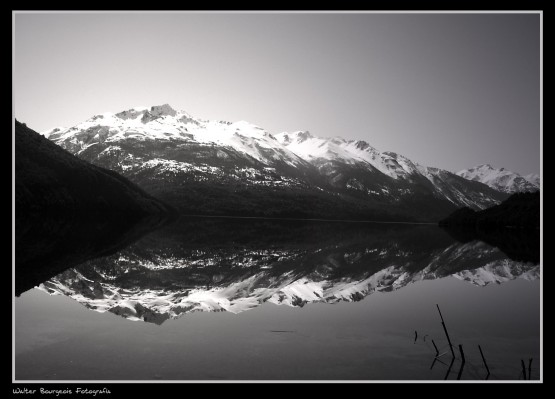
[[275, 131, 506, 210], [42, 105, 507, 221], [457, 164, 539, 194], [16, 120, 174, 217]]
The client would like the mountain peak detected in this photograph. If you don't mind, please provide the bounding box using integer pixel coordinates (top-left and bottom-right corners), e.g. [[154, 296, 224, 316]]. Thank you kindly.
[[457, 164, 539, 194], [115, 106, 148, 120], [296, 131, 313, 142], [354, 140, 370, 151], [149, 104, 177, 117]]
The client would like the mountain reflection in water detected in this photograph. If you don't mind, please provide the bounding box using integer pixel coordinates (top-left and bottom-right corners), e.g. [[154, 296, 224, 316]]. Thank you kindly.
[[25, 217, 539, 325]]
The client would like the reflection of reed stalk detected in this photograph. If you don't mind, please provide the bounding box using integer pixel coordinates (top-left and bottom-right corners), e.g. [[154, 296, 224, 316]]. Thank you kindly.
[[432, 339, 439, 356], [436, 304, 455, 358], [528, 358, 533, 380], [478, 345, 490, 380], [457, 345, 466, 380], [444, 357, 455, 380]]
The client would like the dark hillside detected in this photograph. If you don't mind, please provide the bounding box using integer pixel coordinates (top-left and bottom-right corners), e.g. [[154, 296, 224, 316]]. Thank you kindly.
[[439, 191, 540, 230], [15, 119, 174, 218]]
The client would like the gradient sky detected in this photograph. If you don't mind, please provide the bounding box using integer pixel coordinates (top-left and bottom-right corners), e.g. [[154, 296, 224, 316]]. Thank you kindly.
[[13, 12, 541, 175]]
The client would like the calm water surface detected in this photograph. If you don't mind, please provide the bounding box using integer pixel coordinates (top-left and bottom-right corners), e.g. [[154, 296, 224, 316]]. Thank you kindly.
[[14, 218, 541, 381]]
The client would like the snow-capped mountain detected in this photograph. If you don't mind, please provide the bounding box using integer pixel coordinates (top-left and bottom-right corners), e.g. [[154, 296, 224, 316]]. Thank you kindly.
[[43, 104, 507, 221], [457, 164, 539, 194]]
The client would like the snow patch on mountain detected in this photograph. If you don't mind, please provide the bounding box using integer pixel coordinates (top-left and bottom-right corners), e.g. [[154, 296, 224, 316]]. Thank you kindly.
[[41, 127, 66, 139], [130, 158, 306, 187]]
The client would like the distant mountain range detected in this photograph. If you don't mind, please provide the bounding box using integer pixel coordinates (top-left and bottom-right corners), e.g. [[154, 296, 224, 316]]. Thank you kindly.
[[42, 104, 509, 222], [457, 164, 539, 194]]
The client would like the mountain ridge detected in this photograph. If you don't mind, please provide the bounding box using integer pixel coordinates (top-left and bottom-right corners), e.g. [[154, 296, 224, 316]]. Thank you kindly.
[[41, 104, 508, 222], [457, 164, 539, 194]]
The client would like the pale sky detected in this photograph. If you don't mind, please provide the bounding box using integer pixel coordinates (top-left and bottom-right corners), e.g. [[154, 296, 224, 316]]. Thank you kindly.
[[14, 12, 541, 175]]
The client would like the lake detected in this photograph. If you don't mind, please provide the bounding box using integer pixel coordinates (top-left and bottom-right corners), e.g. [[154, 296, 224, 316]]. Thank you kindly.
[[14, 217, 541, 381]]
